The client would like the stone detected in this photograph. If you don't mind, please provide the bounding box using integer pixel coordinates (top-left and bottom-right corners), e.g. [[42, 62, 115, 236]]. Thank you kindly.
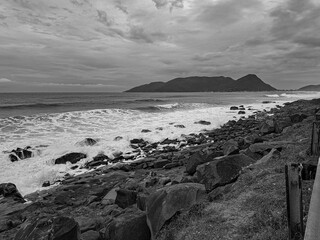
[[9, 154, 19, 162], [174, 124, 185, 128], [115, 189, 137, 209], [163, 162, 180, 169], [194, 120, 211, 125], [255, 148, 280, 165], [0, 183, 25, 202], [238, 111, 246, 114], [14, 220, 44, 240], [184, 152, 207, 175], [153, 159, 170, 168], [76, 138, 97, 146], [230, 106, 239, 110], [49, 217, 81, 240], [114, 136, 123, 141], [260, 119, 279, 135], [81, 230, 100, 240], [42, 181, 50, 187], [290, 114, 308, 123], [222, 139, 239, 156], [104, 207, 150, 240], [141, 129, 151, 133], [146, 183, 207, 239], [196, 154, 255, 191], [55, 153, 87, 164]]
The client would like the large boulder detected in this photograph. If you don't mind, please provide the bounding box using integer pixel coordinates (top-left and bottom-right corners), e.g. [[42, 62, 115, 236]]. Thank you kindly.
[[184, 152, 206, 175], [104, 207, 150, 240], [9, 147, 33, 161], [115, 189, 137, 209], [260, 119, 280, 135], [55, 153, 87, 164], [146, 183, 207, 239], [222, 139, 239, 156], [248, 141, 287, 156], [290, 114, 308, 123], [196, 154, 255, 192]]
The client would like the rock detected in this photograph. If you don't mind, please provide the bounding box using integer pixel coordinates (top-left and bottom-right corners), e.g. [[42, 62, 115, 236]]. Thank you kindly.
[[130, 138, 146, 144], [49, 217, 81, 240], [255, 148, 280, 165], [185, 152, 207, 175], [14, 220, 44, 240], [137, 193, 149, 211], [0, 183, 25, 202], [222, 139, 239, 156], [156, 127, 163, 131], [163, 162, 180, 169], [196, 154, 255, 191], [55, 153, 87, 164], [93, 153, 109, 162], [112, 151, 123, 159], [194, 120, 211, 125], [81, 230, 100, 240], [260, 119, 279, 135], [248, 141, 286, 155], [238, 111, 246, 114], [290, 114, 308, 123], [230, 106, 239, 110], [153, 159, 170, 168], [174, 124, 185, 128], [74, 216, 102, 233], [42, 181, 50, 187], [208, 184, 232, 201], [9, 154, 19, 162], [104, 207, 150, 240], [141, 129, 151, 133], [146, 183, 207, 238], [77, 138, 97, 146], [115, 189, 137, 209], [114, 136, 123, 141]]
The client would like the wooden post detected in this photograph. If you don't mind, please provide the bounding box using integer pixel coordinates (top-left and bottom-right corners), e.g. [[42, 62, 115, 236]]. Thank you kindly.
[[285, 163, 304, 240], [311, 122, 320, 156]]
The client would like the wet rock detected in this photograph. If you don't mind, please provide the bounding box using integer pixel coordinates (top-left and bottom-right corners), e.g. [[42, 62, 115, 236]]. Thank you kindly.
[[174, 124, 186, 128], [10, 147, 33, 161], [55, 152, 87, 164], [49, 217, 81, 240], [42, 181, 50, 187], [0, 183, 25, 202], [9, 154, 19, 162], [104, 207, 150, 240], [112, 151, 123, 159], [230, 106, 239, 110], [238, 111, 246, 114], [76, 138, 97, 146], [141, 129, 151, 133], [146, 183, 207, 238], [184, 152, 207, 175], [196, 154, 255, 191], [156, 127, 163, 131], [115, 189, 137, 209], [194, 120, 211, 125], [114, 136, 123, 141], [222, 139, 239, 156]]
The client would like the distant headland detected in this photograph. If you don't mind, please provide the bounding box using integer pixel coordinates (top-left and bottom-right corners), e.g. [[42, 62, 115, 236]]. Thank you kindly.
[[125, 74, 277, 92]]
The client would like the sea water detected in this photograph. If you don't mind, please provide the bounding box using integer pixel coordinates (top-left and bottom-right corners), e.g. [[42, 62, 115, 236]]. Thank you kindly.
[[1, 91, 320, 195]]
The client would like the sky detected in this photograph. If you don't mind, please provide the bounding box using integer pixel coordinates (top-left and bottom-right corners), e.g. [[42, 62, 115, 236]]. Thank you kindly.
[[0, 0, 319, 92]]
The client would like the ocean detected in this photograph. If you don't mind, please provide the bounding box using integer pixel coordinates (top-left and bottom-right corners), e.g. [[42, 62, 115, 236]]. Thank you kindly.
[[1, 91, 320, 195]]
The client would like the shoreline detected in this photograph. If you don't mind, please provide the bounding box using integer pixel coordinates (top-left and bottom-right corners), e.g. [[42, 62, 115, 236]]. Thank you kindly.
[[1, 97, 320, 239]]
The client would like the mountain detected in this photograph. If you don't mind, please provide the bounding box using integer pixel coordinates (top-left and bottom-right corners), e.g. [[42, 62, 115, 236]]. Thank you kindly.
[[126, 74, 276, 92], [298, 84, 320, 91]]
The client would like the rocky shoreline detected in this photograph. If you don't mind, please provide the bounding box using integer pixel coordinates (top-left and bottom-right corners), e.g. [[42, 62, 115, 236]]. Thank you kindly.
[[1, 98, 320, 240]]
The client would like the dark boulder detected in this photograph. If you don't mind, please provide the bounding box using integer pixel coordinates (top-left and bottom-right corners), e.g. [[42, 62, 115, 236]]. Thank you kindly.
[[115, 189, 138, 209], [55, 153, 87, 164], [260, 119, 280, 135], [238, 111, 246, 114], [154, 159, 170, 169], [9, 154, 19, 162], [290, 114, 308, 123], [196, 154, 255, 191], [146, 183, 207, 239], [104, 207, 150, 240], [141, 129, 151, 133], [76, 138, 97, 146], [194, 120, 211, 125], [114, 136, 123, 141], [10, 147, 33, 161], [184, 152, 207, 175], [0, 183, 25, 202], [49, 217, 81, 240], [230, 106, 239, 110], [81, 230, 100, 240], [174, 124, 185, 128]]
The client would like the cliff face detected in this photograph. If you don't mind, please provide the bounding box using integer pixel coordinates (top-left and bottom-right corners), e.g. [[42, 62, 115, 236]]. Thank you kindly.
[[126, 74, 277, 92], [299, 85, 320, 91]]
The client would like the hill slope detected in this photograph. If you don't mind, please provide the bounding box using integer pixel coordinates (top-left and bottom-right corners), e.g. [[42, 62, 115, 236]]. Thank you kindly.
[[126, 74, 276, 92], [299, 84, 320, 91]]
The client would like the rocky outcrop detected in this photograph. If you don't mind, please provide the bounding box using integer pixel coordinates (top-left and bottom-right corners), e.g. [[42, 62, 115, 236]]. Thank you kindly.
[[146, 183, 207, 239], [9, 147, 33, 162], [0, 183, 25, 203], [54, 152, 87, 164], [196, 154, 255, 191]]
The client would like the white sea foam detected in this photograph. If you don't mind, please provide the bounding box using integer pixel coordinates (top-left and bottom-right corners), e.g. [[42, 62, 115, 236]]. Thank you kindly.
[[0, 101, 281, 195]]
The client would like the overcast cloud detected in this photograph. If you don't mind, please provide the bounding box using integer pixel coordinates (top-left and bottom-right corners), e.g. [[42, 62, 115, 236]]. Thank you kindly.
[[0, 0, 319, 92]]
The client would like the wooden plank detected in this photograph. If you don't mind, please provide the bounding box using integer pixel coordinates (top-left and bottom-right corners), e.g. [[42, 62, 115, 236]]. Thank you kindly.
[[311, 122, 320, 156], [286, 163, 304, 239], [304, 157, 320, 240]]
